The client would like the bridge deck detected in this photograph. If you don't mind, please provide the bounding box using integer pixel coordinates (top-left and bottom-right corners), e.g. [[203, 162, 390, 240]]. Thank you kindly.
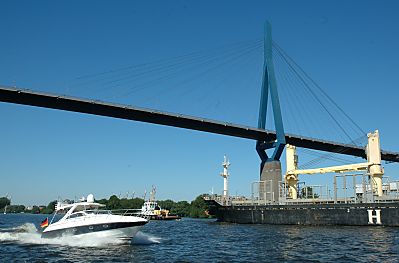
[[1, 86, 398, 163]]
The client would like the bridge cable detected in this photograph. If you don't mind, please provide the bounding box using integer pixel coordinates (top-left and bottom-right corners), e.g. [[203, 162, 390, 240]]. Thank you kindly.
[[272, 48, 330, 141], [298, 134, 368, 169], [68, 39, 262, 97], [114, 42, 263, 99], [90, 40, 262, 101], [70, 38, 263, 82], [73, 41, 261, 96], [272, 44, 355, 143], [273, 41, 366, 137]]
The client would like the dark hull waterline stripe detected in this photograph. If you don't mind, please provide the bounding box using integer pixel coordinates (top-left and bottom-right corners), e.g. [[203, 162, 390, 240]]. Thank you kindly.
[[41, 221, 147, 238]]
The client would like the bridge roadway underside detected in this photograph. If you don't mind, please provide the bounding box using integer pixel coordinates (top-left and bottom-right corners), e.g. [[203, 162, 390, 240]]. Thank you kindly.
[[1, 86, 398, 163]]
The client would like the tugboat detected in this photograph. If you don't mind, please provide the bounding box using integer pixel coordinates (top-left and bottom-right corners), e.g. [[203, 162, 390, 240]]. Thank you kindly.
[[139, 186, 181, 220], [41, 194, 148, 240]]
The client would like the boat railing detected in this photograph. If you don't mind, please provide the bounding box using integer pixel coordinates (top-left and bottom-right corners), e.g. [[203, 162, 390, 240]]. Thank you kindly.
[[83, 208, 144, 217], [205, 173, 399, 207], [110, 209, 142, 216], [204, 194, 252, 206], [109, 209, 151, 220]]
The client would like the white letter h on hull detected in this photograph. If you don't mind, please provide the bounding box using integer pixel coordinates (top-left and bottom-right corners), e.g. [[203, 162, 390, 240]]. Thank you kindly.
[[367, 209, 382, 225]]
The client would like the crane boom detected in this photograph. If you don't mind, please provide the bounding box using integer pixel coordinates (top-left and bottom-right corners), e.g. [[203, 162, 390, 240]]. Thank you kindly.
[[288, 162, 371, 175]]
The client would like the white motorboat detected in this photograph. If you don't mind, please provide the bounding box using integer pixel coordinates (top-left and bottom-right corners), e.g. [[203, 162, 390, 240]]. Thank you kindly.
[[41, 194, 148, 240]]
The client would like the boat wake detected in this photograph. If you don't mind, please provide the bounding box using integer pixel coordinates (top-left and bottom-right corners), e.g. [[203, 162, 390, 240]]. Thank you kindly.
[[0, 223, 160, 247], [132, 231, 162, 245]]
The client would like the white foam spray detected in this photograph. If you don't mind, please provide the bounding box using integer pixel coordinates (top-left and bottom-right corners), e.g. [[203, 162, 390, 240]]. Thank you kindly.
[[132, 231, 162, 245]]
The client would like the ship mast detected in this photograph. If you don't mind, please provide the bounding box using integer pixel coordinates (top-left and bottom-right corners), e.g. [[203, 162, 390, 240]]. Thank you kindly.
[[150, 185, 156, 202], [220, 155, 231, 197]]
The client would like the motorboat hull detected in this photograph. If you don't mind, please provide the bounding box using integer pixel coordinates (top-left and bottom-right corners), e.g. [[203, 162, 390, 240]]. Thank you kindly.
[[41, 221, 147, 239]]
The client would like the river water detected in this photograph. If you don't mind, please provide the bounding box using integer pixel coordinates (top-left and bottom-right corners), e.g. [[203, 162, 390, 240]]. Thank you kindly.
[[1, 214, 399, 262]]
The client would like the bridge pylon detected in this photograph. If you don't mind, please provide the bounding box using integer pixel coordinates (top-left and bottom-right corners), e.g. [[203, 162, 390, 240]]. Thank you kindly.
[[256, 22, 286, 202]]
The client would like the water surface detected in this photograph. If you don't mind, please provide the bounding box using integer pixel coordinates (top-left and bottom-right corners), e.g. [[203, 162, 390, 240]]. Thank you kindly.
[[1, 214, 398, 262]]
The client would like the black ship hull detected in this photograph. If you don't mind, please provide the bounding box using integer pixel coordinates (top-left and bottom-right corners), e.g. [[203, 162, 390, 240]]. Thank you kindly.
[[206, 200, 399, 226]]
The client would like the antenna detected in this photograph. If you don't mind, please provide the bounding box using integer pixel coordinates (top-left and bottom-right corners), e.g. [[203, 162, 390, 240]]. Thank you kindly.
[[150, 185, 156, 201], [209, 187, 214, 195]]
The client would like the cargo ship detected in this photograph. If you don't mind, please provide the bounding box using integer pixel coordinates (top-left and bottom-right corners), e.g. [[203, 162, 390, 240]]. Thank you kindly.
[[205, 142, 399, 226]]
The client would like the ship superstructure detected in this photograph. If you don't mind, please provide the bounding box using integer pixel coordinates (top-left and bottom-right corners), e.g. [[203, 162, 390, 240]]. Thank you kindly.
[[206, 132, 399, 226]]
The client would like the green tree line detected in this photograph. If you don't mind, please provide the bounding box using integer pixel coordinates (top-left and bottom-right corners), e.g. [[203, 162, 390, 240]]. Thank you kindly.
[[97, 194, 210, 218], [1, 197, 57, 214], [0, 195, 211, 218]]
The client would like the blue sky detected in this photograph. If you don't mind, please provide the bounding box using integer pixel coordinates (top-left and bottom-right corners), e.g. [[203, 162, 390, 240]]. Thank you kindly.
[[1, 1, 398, 205]]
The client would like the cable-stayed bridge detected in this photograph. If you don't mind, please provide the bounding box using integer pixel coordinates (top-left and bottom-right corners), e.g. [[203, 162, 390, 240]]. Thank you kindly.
[[1, 23, 398, 167], [0, 86, 398, 163]]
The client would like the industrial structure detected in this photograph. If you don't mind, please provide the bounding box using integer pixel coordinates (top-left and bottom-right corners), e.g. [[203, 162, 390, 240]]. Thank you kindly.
[[285, 130, 384, 199]]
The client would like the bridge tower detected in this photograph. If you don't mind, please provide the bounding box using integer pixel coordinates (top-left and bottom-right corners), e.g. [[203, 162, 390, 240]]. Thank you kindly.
[[256, 22, 286, 202]]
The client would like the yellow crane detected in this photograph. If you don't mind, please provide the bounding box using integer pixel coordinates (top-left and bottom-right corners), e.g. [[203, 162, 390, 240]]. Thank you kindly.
[[285, 130, 384, 199]]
